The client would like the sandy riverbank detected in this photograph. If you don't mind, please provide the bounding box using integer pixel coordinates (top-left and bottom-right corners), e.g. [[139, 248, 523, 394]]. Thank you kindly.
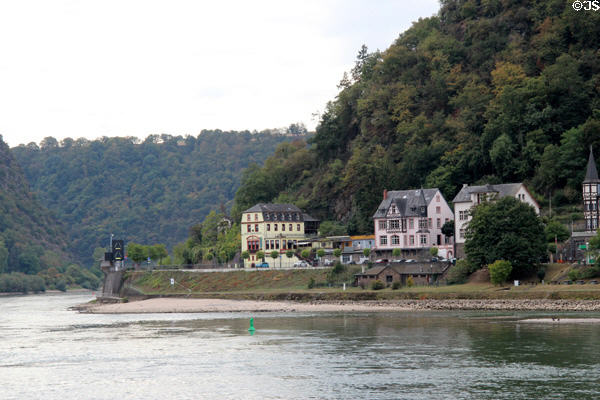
[[77, 297, 600, 314]]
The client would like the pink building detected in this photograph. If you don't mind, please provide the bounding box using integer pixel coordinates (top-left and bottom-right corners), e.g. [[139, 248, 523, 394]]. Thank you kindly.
[[373, 188, 454, 260]]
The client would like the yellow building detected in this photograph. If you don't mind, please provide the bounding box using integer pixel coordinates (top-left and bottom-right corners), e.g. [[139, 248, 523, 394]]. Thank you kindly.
[[241, 203, 319, 268]]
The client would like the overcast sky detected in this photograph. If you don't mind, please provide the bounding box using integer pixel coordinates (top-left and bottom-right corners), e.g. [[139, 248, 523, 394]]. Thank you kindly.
[[0, 0, 440, 147]]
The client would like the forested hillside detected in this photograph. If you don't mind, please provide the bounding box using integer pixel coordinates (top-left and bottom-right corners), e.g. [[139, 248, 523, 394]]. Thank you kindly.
[[233, 0, 600, 233], [0, 136, 69, 274], [13, 131, 302, 263]]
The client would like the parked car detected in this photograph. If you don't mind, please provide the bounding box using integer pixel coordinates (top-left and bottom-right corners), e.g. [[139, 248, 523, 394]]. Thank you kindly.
[[590, 280, 599, 285], [391, 259, 405, 263], [347, 260, 356, 265], [405, 259, 416, 263], [323, 259, 334, 266], [256, 262, 269, 268], [576, 280, 586, 285], [375, 259, 389, 264], [430, 257, 438, 262], [293, 261, 309, 268]]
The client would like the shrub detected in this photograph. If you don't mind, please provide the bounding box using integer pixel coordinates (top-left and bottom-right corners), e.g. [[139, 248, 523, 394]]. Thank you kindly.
[[301, 249, 311, 259], [429, 247, 438, 257], [286, 250, 294, 258], [580, 266, 600, 279], [446, 260, 471, 284], [568, 269, 580, 281], [489, 260, 512, 285], [536, 266, 546, 281], [307, 277, 315, 289], [406, 276, 414, 287], [332, 261, 345, 275], [55, 279, 67, 292], [371, 280, 385, 290], [392, 248, 401, 257], [392, 281, 401, 290]]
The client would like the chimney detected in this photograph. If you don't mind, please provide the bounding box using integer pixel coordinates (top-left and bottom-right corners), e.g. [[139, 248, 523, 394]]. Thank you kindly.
[[383, 189, 388, 200], [463, 183, 468, 188]]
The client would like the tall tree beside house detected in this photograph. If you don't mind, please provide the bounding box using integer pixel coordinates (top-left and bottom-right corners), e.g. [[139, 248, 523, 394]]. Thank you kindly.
[[465, 197, 546, 278]]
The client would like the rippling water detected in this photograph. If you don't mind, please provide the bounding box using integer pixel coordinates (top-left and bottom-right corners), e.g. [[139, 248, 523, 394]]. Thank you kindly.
[[2, 292, 600, 399]]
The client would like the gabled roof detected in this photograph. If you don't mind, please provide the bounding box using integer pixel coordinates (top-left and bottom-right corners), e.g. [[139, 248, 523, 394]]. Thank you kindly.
[[452, 183, 523, 203], [243, 203, 306, 222], [584, 146, 600, 184], [373, 188, 439, 219]]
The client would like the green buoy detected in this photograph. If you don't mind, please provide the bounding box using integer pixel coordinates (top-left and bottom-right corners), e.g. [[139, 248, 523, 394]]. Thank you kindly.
[[248, 317, 256, 333]]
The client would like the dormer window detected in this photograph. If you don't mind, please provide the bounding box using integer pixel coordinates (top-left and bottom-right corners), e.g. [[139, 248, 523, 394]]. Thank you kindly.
[[391, 205, 397, 214]]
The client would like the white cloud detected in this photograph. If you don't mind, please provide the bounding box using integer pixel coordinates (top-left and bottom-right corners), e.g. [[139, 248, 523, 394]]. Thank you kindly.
[[0, 0, 439, 146]]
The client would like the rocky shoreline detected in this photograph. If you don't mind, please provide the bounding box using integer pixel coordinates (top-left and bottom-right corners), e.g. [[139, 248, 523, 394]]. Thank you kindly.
[[77, 297, 600, 314]]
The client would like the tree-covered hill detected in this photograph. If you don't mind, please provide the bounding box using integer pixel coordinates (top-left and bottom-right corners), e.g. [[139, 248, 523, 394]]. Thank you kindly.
[[12, 131, 302, 263], [0, 136, 69, 273], [232, 0, 600, 233]]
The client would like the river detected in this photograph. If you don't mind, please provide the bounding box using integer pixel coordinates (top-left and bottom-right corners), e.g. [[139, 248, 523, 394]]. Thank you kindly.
[[1, 292, 600, 399]]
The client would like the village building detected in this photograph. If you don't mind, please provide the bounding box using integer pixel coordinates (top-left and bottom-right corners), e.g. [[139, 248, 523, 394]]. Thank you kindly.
[[452, 183, 540, 258], [354, 262, 449, 288], [241, 203, 319, 268], [568, 147, 600, 261], [372, 189, 454, 260]]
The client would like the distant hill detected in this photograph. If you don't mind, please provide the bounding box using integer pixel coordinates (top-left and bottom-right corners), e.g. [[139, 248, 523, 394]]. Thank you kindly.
[[0, 136, 69, 273], [232, 0, 600, 233], [12, 131, 304, 264]]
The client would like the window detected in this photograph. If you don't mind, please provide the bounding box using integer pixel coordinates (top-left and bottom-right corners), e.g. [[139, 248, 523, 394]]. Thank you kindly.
[[403, 235, 407, 246], [409, 235, 415, 245], [282, 224, 286, 231], [379, 220, 387, 230], [459, 210, 468, 221], [247, 239, 259, 251], [420, 235, 427, 245], [266, 241, 270, 250], [436, 194, 440, 202], [297, 224, 300, 231], [428, 218, 432, 228], [401, 219, 407, 231], [380, 236, 388, 245], [390, 205, 397, 214], [419, 219, 427, 229], [247, 214, 251, 221], [274, 224, 278, 231], [390, 220, 400, 229], [459, 228, 465, 239], [436, 206, 441, 214], [289, 224, 292, 231], [437, 218, 441, 228], [247, 225, 251, 233], [391, 235, 400, 245], [267, 224, 270, 231], [409, 219, 414, 229], [254, 214, 258, 221], [270, 240, 274, 249], [293, 240, 297, 249], [386, 275, 393, 283], [275, 240, 280, 249], [445, 236, 451, 244], [255, 224, 258, 232]]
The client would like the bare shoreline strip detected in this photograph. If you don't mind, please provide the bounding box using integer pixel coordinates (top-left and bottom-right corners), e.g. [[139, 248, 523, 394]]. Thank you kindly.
[[77, 298, 600, 314]]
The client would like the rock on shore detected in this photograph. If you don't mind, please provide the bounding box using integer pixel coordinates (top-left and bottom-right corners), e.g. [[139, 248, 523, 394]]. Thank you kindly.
[[78, 298, 600, 314]]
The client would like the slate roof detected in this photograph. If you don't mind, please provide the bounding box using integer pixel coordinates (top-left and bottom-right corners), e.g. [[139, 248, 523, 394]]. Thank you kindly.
[[584, 146, 600, 183], [244, 203, 304, 221], [372, 188, 439, 219], [452, 183, 523, 203]]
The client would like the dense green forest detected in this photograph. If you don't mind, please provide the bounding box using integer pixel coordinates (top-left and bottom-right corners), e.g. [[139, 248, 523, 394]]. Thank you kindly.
[[13, 130, 303, 264], [233, 0, 600, 233], [0, 135, 69, 274]]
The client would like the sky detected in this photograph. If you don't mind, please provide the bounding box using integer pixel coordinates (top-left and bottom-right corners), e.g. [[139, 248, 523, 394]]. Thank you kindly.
[[0, 0, 440, 147]]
